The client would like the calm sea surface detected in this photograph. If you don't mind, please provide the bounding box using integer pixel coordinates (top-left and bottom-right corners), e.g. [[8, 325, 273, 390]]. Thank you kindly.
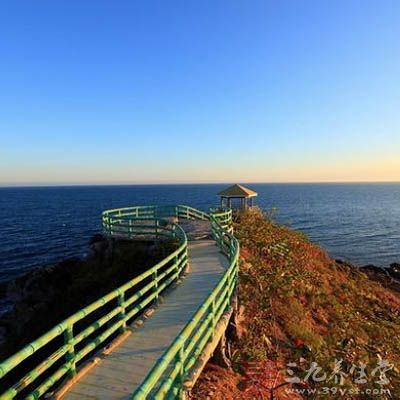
[[0, 183, 399, 283]]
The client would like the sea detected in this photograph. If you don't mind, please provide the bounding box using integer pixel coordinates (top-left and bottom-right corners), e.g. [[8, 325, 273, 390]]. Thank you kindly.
[[0, 183, 399, 283]]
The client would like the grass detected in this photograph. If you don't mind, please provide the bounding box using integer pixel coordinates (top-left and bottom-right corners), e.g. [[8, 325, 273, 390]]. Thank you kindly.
[[192, 208, 400, 399]]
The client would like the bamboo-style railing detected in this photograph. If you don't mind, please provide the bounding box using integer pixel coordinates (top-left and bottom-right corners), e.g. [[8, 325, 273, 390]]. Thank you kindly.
[[0, 205, 237, 400], [132, 208, 238, 399]]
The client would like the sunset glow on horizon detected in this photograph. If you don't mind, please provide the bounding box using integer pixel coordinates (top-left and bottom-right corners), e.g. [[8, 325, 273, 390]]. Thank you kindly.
[[1, 1, 399, 186]]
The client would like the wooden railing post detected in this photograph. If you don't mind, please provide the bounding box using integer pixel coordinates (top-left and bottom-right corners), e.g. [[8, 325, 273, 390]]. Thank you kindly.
[[153, 270, 159, 306], [210, 299, 217, 340], [184, 247, 189, 275], [177, 344, 185, 387], [118, 290, 127, 333], [64, 326, 76, 378], [174, 254, 179, 275]]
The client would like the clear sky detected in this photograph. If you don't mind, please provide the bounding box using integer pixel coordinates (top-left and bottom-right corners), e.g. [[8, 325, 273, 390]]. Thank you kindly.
[[1, 0, 399, 185]]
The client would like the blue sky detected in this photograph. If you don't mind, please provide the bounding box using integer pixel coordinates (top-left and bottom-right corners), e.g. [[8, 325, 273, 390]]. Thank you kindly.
[[1, 0, 399, 185]]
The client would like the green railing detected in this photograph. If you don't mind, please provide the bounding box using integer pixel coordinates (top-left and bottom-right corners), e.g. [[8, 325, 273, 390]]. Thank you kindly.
[[102, 205, 209, 239], [209, 206, 233, 233], [0, 205, 237, 400], [132, 208, 239, 399]]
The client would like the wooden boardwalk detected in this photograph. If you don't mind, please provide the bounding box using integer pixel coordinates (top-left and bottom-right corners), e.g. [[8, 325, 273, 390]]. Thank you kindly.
[[63, 239, 229, 399]]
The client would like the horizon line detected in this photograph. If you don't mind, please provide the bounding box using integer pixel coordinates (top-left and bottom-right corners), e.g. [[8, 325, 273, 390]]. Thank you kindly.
[[1, 180, 400, 188]]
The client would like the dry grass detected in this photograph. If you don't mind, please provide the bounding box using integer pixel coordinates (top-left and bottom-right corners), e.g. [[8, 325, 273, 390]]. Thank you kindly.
[[193, 208, 400, 399]]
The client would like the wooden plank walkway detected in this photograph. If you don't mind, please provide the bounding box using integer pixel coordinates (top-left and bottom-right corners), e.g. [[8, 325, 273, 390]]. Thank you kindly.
[[62, 239, 229, 399]]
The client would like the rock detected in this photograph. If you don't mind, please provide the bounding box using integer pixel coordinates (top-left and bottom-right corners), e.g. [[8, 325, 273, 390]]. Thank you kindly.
[[390, 262, 400, 268], [89, 233, 106, 245], [227, 304, 246, 341], [361, 264, 388, 276], [335, 259, 357, 271], [333, 260, 400, 293], [388, 263, 400, 280], [212, 334, 231, 369], [0, 326, 7, 344], [357, 263, 400, 293], [90, 236, 111, 257], [0, 234, 169, 359]]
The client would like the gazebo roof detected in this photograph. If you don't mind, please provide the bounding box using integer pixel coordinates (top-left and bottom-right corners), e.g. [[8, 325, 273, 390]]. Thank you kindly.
[[218, 184, 258, 198]]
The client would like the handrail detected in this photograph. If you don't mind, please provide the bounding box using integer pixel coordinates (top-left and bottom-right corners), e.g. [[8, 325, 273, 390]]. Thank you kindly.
[[0, 205, 237, 400], [132, 207, 239, 399], [209, 206, 233, 233]]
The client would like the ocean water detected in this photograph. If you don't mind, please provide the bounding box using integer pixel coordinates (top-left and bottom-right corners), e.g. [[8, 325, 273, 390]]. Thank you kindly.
[[0, 183, 399, 283]]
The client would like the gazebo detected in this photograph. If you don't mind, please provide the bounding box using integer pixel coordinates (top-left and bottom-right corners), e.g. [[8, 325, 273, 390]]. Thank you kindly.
[[218, 184, 258, 209]]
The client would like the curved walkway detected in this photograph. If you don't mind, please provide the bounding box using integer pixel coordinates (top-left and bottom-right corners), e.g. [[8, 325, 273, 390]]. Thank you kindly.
[[63, 239, 229, 399], [0, 206, 238, 400]]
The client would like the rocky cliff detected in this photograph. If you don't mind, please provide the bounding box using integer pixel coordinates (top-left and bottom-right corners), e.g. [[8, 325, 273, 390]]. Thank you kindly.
[[0, 234, 177, 360]]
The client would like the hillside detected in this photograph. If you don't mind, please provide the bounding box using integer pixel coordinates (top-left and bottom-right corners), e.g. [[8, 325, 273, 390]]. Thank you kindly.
[[193, 208, 400, 399], [0, 236, 178, 360]]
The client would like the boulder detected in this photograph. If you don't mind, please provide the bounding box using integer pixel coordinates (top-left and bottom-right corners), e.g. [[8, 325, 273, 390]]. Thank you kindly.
[[388, 263, 400, 280], [361, 264, 388, 276]]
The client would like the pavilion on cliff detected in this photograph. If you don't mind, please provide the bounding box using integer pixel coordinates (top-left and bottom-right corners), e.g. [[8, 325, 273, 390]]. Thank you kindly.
[[218, 184, 258, 209]]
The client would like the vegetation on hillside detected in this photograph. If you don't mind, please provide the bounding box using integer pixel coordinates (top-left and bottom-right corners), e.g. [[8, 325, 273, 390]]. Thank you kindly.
[[0, 236, 178, 360], [193, 208, 400, 399]]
